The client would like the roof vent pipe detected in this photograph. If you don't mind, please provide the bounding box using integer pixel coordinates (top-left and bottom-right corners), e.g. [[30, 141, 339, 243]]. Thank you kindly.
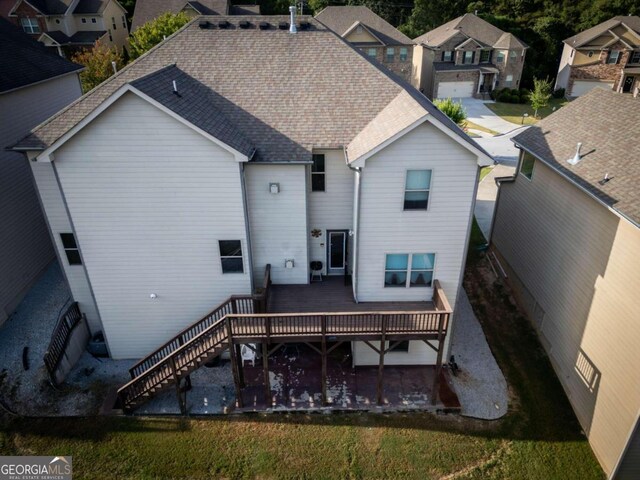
[[289, 5, 297, 34], [172, 80, 180, 97], [567, 142, 582, 165]]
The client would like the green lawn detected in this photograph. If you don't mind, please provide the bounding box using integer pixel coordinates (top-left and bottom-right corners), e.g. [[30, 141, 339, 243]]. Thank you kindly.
[[479, 166, 494, 183], [465, 120, 500, 136], [486, 98, 568, 126], [0, 232, 604, 479]]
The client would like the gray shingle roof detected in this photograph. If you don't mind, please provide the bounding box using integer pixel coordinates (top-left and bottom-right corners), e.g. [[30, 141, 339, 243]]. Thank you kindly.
[[130, 64, 255, 157], [13, 16, 488, 165], [43, 29, 107, 44], [414, 13, 527, 50], [564, 16, 640, 47], [0, 17, 82, 93], [512, 89, 640, 226], [73, 0, 109, 14], [433, 62, 498, 72], [315, 6, 412, 46], [131, 0, 228, 30], [21, 0, 72, 15]]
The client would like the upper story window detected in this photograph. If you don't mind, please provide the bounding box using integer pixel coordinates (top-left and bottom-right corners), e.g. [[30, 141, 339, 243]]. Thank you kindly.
[[509, 50, 517, 60], [386, 47, 395, 62], [630, 51, 640, 63], [81, 17, 87, 23], [384, 253, 435, 288], [367, 48, 377, 59], [399, 47, 408, 62], [60, 233, 82, 265], [442, 50, 453, 62], [520, 152, 535, 180], [311, 154, 325, 192], [404, 169, 431, 210], [496, 51, 505, 63], [108, 29, 113, 41], [607, 50, 621, 64], [91, 17, 97, 23], [122, 16, 127, 29], [587, 51, 594, 58], [112, 16, 117, 30], [20, 18, 40, 34], [479, 49, 491, 63], [219, 240, 243, 273], [462, 50, 474, 64]]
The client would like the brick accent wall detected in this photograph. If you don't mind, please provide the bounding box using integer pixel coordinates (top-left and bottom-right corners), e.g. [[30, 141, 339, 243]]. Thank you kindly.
[[8, 2, 47, 37], [357, 45, 413, 83]]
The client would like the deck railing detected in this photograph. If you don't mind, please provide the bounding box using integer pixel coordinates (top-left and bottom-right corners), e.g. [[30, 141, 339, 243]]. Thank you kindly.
[[43, 302, 84, 383]]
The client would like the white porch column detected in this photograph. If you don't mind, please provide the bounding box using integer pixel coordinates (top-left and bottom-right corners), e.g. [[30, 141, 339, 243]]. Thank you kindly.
[[477, 73, 483, 94]]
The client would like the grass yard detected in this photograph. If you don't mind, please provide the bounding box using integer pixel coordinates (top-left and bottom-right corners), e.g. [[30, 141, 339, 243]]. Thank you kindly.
[[0, 229, 604, 479], [486, 98, 568, 126], [465, 121, 500, 136]]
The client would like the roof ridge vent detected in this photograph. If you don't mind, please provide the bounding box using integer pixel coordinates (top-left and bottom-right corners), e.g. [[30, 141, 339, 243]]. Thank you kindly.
[[567, 142, 582, 165]]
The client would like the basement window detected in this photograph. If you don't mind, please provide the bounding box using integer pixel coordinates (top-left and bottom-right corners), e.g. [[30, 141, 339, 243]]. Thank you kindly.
[[219, 240, 243, 273], [311, 154, 325, 192], [404, 169, 431, 210], [60, 233, 82, 265]]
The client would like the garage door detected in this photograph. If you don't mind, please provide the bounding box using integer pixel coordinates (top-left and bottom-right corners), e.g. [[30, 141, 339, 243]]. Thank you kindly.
[[437, 81, 475, 99], [570, 80, 614, 97]]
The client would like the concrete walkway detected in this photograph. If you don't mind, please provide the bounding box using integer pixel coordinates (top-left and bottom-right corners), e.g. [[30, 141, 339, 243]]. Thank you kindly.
[[475, 164, 516, 240], [462, 98, 520, 134]]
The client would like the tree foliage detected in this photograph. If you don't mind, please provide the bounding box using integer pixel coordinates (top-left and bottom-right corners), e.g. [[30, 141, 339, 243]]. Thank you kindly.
[[433, 97, 467, 126], [529, 77, 552, 117], [71, 41, 124, 93], [129, 12, 190, 60]]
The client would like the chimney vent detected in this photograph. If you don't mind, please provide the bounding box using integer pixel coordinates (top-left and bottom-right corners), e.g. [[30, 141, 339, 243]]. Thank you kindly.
[[567, 142, 582, 165], [289, 6, 297, 33]]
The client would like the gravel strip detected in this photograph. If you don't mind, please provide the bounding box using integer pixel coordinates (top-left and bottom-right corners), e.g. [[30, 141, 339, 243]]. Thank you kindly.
[[448, 289, 509, 420]]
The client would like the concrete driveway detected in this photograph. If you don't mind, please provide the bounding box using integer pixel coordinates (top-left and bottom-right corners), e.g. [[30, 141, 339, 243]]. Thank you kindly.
[[462, 98, 519, 134]]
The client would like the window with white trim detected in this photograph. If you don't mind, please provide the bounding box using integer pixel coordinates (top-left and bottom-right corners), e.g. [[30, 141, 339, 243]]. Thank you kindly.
[[463, 50, 474, 64], [91, 17, 97, 23], [399, 47, 408, 61], [386, 47, 395, 62], [60, 233, 82, 265], [384, 253, 435, 288], [505, 74, 513, 86], [367, 48, 377, 59], [404, 170, 431, 210], [442, 50, 453, 62], [311, 154, 325, 192], [520, 152, 535, 180], [630, 51, 640, 63], [219, 240, 243, 273], [496, 51, 505, 63], [607, 50, 621, 64], [20, 17, 40, 33]]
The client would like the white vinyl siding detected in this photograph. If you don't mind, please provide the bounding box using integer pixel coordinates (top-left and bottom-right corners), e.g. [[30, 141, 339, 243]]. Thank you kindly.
[[492, 157, 640, 475], [0, 73, 82, 324], [52, 92, 251, 359], [307, 149, 354, 276], [245, 164, 309, 285]]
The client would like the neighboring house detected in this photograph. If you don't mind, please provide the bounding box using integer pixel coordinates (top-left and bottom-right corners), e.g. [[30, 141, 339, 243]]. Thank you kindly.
[[412, 13, 527, 99], [315, 6, 414, 83], [2, 0, 129, 55], [555, 16, 640, 97], [0, 18, 83, 325], [12, 14, 491, 411], [131, 0, 260, 31], [490, 89, 640, 478]]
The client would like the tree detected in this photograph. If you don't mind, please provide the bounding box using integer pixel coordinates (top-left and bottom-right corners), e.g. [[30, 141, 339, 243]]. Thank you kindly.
[[307, 0, 328, 14], [399, 0, 467, 39], [71, 41, 124, 93], [433, 97, 467, 126], [129, 12, 190, 60], [529, 77, 552, 117]]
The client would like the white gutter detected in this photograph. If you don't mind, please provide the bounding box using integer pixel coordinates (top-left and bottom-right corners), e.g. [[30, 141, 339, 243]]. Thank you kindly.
[[347, 151, 362, 303]]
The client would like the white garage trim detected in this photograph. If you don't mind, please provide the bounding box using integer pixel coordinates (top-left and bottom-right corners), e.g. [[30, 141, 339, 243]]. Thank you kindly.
[[437, 81, 475, 99], [570, 80, 614, 97]]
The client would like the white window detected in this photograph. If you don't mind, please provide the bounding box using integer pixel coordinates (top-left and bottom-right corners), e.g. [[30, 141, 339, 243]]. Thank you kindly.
[[20, 17, 40, 34], [367, 48, 377, 59], [463, 50, 474, 64], [399, 47, 408, 61], [219, 240, 243, 273], [509, 50, 517, 59], [607, 50, 620, 64], [505, 74, 513, 86], [60, 233, 82, 265], [442, 50, 453, 62], [81, 17, 87, 23], [386, 47, 395, 62], [311, 154, 325, 192], [404, 170, 431, 210], [496, 51, 505, 63], [91, 17, 97, 23], [384, 253, 435, 288]]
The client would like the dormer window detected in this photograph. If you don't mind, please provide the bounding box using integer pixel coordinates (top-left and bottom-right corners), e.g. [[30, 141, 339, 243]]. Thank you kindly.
[[496, 51, 505, 63], [442, 50, 453, 62], [607, 50, 621, 64], [20, 17, 40, 34], [630, 51, 640, 63], [462, 50, 474, 64]]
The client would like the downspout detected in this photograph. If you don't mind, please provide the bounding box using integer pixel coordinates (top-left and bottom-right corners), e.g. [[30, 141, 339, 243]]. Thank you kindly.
[[346, 150, 361, 303], [239, 162, 255, 294]]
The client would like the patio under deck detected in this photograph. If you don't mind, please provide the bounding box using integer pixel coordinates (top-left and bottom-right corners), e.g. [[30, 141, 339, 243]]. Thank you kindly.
[[268, 276, 435, 313]]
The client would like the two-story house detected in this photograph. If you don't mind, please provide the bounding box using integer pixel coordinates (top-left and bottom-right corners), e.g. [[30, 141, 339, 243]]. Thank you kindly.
[[3, 0, 129, 55], [0, 18, 83, 325], [12, 14, 492, 412], [490, 89, 640, 478], [131, 0, 260, 31], [412, 13, 527, 99], [555, 16, 640, 97], [315, 6, 414, 83]]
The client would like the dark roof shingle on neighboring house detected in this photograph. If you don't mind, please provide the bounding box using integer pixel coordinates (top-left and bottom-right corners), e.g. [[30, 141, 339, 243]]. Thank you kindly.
[[73, 0, 109, 14], [414, 13, 527, 50], [131, 0, 228, 30], [564, 16, 640, 47], [12, 16, 488, 165], [0, 17, 82, 93], [512, 89, 640, 226], [17, 0, 73, 15], [315, 6, 412, 46]]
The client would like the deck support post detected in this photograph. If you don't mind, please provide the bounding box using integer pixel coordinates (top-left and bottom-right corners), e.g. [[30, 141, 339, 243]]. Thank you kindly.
[[262, 341, 271, 408], [321, 316, 328, 406], [235, 344, 245, 388], [170, 356, 186, 415], [377, 315, 387, 406], [431, 313, 447, 405], [227, 318, 244, 409]]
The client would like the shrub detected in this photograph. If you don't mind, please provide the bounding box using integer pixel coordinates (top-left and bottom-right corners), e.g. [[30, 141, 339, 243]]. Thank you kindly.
[[433, 97, 467, 126]]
